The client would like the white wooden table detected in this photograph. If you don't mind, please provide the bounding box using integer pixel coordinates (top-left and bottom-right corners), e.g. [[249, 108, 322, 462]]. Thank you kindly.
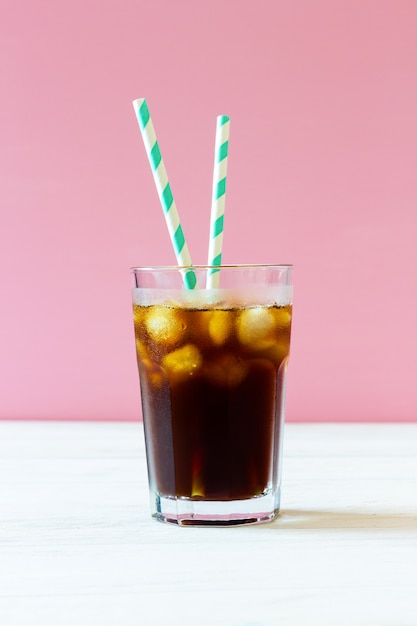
[[1, 422, 417, 625]]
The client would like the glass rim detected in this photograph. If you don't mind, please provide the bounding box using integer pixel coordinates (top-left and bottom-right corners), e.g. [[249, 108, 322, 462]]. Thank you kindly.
[[131, 263, 293, 272]]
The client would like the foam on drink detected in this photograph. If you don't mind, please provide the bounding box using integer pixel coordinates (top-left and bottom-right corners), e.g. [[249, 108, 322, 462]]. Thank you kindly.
[[133, 284, 293, 309]]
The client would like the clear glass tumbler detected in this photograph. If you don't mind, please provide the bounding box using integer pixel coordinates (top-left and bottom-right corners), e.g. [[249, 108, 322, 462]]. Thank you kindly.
[[131, 265, 293, 525]]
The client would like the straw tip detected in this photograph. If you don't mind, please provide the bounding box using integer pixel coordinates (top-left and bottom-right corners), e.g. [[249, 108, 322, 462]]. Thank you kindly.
[[218, 115, 230, 125], [132, 98, 146, 111]]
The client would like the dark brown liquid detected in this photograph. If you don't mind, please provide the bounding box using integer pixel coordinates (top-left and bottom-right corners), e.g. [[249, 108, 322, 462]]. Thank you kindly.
[[134, 302, 291, 500]]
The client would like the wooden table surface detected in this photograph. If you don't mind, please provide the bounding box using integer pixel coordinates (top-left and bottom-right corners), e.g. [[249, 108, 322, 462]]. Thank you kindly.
[[1, 421, 417, 625]]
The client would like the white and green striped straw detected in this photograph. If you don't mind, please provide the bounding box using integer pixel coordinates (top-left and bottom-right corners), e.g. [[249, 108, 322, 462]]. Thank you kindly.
[[206, 115, 230, 288], [132, 98, 197, 289]]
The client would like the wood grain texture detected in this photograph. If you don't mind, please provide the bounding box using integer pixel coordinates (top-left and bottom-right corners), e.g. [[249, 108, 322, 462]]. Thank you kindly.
[[1, 422, 417, 625]]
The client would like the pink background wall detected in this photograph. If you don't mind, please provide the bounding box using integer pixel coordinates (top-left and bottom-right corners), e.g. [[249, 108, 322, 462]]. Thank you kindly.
[[1, 0, 416, 421]]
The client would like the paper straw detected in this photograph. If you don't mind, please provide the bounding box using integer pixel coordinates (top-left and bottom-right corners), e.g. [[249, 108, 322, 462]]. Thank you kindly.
[[206, 115, 230, 288], [132, 98, 197, 289]]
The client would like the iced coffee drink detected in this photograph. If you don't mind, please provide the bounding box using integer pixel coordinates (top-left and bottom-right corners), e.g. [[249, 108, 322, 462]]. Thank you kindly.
[[132, 265, 293, 526]]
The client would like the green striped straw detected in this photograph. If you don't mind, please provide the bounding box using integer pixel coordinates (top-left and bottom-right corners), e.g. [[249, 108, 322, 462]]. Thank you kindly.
[[132, 98, 197, 289], [206, 115, 230, 288]]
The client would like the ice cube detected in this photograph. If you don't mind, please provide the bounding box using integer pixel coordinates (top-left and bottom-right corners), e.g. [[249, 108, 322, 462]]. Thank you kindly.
[[142, 361, 166, 388], [147, 363, 166, 388], [145, 305, 185, 347], [135, 340, 166, 387], [208, 310, 232, 345], [262, 342, 290, 366], [133, 305, 145, 329], [204, 354, 248, 387], [162, 344, 202, 379], [135, 338, 149, 362], [237, 307, 276, 349], [272, 306, 292, 329]]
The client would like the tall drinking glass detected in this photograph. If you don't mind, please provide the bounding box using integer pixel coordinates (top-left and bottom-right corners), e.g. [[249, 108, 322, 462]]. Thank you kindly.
[[131, 265, 293, 526]]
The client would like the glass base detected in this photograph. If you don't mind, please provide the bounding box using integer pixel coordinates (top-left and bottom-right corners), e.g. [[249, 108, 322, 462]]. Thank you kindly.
[[151, 489, 281, 526]]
